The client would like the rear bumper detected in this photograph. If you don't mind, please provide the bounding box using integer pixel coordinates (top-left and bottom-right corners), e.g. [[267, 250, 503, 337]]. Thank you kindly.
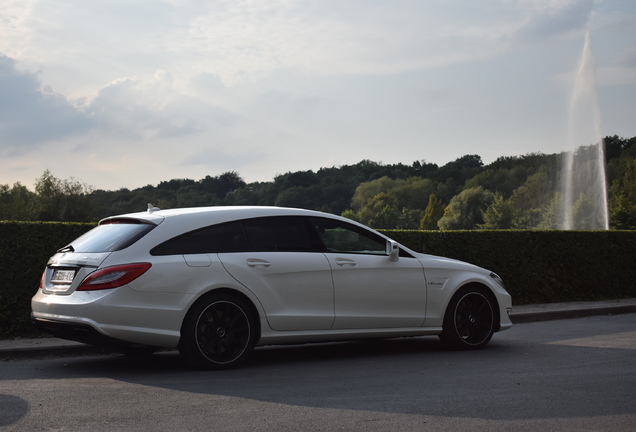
[[31, 287, 186, 348], [31, 316, 123, 347]]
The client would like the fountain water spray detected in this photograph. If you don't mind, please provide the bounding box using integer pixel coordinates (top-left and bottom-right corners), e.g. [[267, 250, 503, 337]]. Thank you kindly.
[[559, 31, 609, 230]]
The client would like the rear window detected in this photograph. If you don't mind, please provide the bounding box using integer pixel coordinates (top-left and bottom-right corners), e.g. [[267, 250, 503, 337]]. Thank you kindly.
[[243, 217, 314, 252], [151, 221, 247, 255], [150, 216, 317, 256], [65, 221, 155, 253]]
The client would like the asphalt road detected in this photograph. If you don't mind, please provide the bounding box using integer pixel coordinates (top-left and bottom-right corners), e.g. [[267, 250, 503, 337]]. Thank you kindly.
[[1, 313, 635, 431]]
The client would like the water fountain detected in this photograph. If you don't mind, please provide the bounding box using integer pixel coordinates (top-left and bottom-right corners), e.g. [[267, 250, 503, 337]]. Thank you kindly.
[[559, 31, 609, 230]]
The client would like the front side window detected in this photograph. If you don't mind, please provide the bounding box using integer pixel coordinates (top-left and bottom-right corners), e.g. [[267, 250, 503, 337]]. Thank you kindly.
[[309, 217, 386, 255]]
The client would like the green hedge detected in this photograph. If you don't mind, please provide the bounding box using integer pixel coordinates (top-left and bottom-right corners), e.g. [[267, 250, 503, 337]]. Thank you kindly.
[[1, 222, 635, 339], [384, 229, 636, 305], [0, 222, 95, 339]]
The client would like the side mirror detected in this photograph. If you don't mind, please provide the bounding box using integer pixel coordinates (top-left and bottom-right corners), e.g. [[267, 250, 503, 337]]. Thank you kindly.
[[387, 240, 400, 262]]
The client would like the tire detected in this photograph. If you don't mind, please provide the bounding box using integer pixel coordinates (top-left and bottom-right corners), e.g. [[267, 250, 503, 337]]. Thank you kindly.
[[179, 293, 258, 369], [439, 286, 496, 350]]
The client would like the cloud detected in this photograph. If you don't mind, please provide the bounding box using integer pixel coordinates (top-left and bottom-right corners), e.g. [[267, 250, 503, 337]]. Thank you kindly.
[[160, 0, 523, 83], [82, 75, 204, 139], [82, 69, 243, 140], [596, 40, 636, 87], [0, 55, 92, 154], [0, 55, 242, 156], [623, 44, 636, 67], [179, 146, 266, 171], [0, 0, 634, 192], [2, 0, 588, 89], [513, 0, 594, 43]]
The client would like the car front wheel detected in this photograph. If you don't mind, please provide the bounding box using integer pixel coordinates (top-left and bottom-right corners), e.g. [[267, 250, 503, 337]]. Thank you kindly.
[[439, 286, 496, 350], [179, 293, 258, 369]]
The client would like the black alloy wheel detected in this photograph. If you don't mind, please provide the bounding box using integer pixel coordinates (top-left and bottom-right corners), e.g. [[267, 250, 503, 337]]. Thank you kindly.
[[440, 286, 496, 350], [179, 293, 257, 369]]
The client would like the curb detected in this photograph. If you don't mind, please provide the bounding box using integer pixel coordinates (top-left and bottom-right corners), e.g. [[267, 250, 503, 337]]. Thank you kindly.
[[0, 342, 119, 361], [509, 299, 636, 324]]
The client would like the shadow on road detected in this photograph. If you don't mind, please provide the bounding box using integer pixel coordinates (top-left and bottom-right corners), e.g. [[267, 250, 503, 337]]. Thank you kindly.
[[4, 316, 636, 422]]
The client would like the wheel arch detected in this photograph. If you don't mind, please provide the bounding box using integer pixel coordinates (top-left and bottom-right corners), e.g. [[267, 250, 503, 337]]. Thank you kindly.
[[447, 282, 501, 332], [181, 287, 262, 338]]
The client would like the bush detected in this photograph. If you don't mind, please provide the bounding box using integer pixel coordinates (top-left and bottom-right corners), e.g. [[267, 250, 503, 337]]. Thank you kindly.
[[0, 222, 94, 338], [384, 229, 636, 304]]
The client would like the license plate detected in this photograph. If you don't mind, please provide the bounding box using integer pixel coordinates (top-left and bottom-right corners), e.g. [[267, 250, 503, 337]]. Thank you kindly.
[[51, 269, 75, 284]]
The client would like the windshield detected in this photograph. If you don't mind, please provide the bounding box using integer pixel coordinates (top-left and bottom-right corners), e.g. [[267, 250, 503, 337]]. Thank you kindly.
[[63, 222, 155, 253]]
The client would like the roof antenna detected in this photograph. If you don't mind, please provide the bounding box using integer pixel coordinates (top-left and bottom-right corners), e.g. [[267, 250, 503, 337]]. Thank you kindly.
[[147, 203, 160, 213]]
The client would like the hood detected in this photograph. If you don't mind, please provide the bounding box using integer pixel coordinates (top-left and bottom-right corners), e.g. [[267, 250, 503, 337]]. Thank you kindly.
[[414, 252, 491, 274]]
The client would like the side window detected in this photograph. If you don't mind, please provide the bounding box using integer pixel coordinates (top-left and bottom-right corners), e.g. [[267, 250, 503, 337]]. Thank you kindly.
[[309, 217, 387, 255], [150, 221, 247, 255], [242, 217, 314, 252]]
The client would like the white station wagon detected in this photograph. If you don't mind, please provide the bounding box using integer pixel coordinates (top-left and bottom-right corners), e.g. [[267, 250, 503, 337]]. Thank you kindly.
[[32, 206, 512, 369]]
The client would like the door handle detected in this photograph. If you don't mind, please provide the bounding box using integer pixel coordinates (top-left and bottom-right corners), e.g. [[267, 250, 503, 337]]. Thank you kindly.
[[246, 259, 271, 268], [335, 257, 357, 267]]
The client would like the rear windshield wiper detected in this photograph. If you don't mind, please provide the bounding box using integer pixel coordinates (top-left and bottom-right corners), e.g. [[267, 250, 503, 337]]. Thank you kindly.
[[57, 245, 75, 253]]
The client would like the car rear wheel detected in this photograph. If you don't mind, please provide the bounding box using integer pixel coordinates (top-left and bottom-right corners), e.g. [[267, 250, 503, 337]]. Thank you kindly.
[[179, 293, 257, 369], [439, 286, 496, 350]]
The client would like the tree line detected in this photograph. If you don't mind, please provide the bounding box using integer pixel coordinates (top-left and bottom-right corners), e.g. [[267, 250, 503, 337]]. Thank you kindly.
[[2, 135, 636, 230]]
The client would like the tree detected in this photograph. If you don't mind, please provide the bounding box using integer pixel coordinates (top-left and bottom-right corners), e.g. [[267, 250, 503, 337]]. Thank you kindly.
[[432, 154, 484, 185], [350, 176, 396, 212], [609, 192, 636, 229], [34, 170, 65, 220], [369, 205, 399, 229], [341, 209, 361, 222], [479, 193, 515, 229], [199, 171, 246, 198], [0, 182, 36, 221], [392, 177, 436, 210], [347, 176, 436, 228], [359, 192, 397, 225], [438, 187, 495, 230], [34, 170, 95, 221], [396, 208, 424, 229], [274, 170, 318, 190], [420, 194, 445, 230], [465, 166, 532, 199], [274, 186, 316, 209], [509, 170, 555, 229], [535, 194, 560, 229], [5, 134, 634, 226], [609, 158, 636, 229], [572, 193, 599, 230]]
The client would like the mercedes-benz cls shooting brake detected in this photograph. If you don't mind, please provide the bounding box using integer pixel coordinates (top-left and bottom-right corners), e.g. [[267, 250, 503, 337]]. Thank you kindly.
[[32, 206, 512, 369]]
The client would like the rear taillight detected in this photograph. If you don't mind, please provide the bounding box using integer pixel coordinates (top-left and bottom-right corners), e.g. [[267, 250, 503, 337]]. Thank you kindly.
[[77, 263, 152, 291], [39, 270, 45, 289]]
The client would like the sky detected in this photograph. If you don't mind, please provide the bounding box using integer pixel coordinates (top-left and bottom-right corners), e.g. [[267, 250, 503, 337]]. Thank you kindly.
[[1, 0, 635, 191]]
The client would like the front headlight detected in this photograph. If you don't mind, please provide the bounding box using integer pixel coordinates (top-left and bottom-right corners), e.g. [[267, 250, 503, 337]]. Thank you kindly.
[[489, 272, 505, 288]]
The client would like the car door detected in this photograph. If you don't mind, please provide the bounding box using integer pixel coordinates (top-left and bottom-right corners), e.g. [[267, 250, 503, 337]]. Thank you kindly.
[[309, 217, 427, 329], [218, 216, 335, 331]]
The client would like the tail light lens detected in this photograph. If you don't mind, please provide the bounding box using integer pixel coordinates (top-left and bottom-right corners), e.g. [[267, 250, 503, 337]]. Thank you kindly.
[[77, 263, 152, 291]]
